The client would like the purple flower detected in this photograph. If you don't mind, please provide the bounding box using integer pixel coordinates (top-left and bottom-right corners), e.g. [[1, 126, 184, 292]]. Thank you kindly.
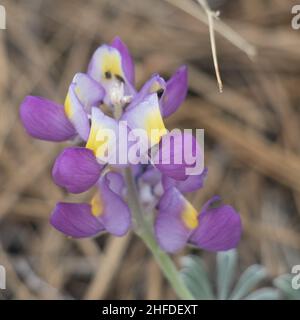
[[162, 168, 208, 193], [52, 95, 201, 194], [20, 73, 105, 142], [125, 68, 188, 118], [20, 96, 76, 142], [153, 131, 203, 180], [155, 190, 242, 253], [52, 147, 104, 194], [51, 171, 131, 237], [20, 36, 242, 253], [65, 73, 105, 141], [160, 65, 188, 118], [87, 42, 136, 107], [111, 36, 135, 86]]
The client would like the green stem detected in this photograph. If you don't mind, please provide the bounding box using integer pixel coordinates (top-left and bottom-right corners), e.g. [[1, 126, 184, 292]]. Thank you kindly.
[[124, 167, 194, 300]]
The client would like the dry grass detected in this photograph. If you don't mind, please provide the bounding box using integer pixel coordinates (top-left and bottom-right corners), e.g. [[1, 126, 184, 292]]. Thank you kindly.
[[0, 0, 300, 299]]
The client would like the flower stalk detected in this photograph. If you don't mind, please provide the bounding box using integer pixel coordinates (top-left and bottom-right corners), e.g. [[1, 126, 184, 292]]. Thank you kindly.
[[124, 167, 194, 300]]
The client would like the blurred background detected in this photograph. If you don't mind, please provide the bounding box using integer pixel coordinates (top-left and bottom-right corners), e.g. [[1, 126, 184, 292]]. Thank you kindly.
[[1, 0, 300, 299]]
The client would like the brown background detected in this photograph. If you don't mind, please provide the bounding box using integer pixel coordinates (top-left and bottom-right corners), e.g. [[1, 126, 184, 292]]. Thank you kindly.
[[0, 0, 300, 299]]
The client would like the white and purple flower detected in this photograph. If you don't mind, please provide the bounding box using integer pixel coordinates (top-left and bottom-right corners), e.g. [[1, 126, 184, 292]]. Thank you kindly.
[[19, 37, 242, 253]]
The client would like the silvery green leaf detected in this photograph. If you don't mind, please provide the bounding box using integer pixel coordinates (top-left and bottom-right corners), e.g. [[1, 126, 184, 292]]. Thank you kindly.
[[180, 255, 214, 300], [244, 288, 280, 300], [216, 249, 237, 300], [273, 274, 300, 300], [229, 265, 267, 300]]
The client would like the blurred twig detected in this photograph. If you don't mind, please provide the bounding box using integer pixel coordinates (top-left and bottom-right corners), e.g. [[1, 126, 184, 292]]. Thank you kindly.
[[164, 0, 257, 58], [197, 0, 223, 92], [84, 234, 131, 299]]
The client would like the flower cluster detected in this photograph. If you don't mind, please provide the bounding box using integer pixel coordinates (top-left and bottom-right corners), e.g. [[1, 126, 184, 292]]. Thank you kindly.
[[20, 37, 242, 253]]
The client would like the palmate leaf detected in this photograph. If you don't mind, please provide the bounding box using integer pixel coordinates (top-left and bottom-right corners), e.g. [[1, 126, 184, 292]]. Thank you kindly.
[[180, 251, 297, 300], [273, 274, 300, 300], [243, 288, 280, 300], [216, 249, 237, 299], [229, 265, 268, 300], [180, 255, 214, 299]]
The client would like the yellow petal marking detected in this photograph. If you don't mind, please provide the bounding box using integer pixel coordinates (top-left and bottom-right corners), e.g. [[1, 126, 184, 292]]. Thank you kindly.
[[145, 109, 167, 146], [86, 124, 99, 154], [86, 123, 111, 159], [91, 192, 103, 217], [64, 93, 73, 118], [150, 81, 163, 93], [101, 50, 123, 79], [181, 201, 199, 230]]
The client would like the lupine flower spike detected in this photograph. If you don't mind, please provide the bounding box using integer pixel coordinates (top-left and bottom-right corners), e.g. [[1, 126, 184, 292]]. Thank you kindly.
[[20, 36, 242, 299]]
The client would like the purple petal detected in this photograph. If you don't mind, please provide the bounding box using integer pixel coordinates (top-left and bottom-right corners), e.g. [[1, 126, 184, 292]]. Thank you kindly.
[[97, 172, 131, 236], [87, 44, 135, 104], [200, 195, 221, 215], [162, 167, 208, 193], [141, 166, 162, 186], [50, 202, 104, 238], [161, 65, 188, 118], [52, 147, 103, 194], [85, 107, 119, 164], [155, 188, 197, 253], [126, 74, 166, 112], [189, 199, 242, 251], [71, 73, 105, 112], [131, 164, 144, 178], [139, 166, 163, 207], [87, 44, 120, 83], [153, 131, 202, 181], [111, 36, 135, 86], [122, 93, 167, 148], [65, 83, 90, 141], [20, 96, 76, 141], [103, 170, 125, 195]]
